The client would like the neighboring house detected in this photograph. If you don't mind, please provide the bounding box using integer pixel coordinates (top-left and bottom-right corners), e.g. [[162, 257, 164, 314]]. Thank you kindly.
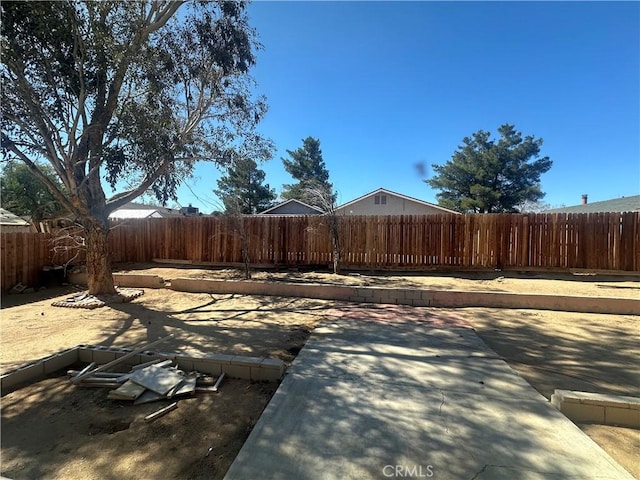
[[544, 194, 640, 214], [258, 199, 324, 215], [0, 208, 34, 232], [334, 188, 459, 216], [108, 202, 186, 219]]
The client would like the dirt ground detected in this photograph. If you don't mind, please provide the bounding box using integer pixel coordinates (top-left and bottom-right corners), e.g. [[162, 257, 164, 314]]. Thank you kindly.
[[1, 266, 638, 479]]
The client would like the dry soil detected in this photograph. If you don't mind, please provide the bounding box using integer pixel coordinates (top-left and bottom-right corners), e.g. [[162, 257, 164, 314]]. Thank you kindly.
[[1, 267, 638, 479]]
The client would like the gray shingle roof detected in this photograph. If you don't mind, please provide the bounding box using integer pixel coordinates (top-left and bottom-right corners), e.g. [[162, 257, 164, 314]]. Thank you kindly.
[[544, 195, 640, 213]]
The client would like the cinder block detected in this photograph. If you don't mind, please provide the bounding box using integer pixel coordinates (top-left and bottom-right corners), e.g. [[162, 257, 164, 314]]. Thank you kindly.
[[222, 363, 250, 379], [78, 348, 93, 363], [349, 296, 366, 303], [43, 348, 79, 374], [91, 350, 118, 364], [260, 358, 284, 369], [1, 363, 44, 392], [376, 289, 398, 299], [192, 360, 222, 376], [230, 356, 263, 367], [174, 358, 195, 372], [250, 365, 282, 381], [404, 290, 423, 301], [410, 298, 428, 307], [356, 288, 374, 298], [113, 274, 165, 289], [560, 402, 605, 424], [605, 406, 640, 428], [259, 358, 285, 380], [206, 354, 234, 364]]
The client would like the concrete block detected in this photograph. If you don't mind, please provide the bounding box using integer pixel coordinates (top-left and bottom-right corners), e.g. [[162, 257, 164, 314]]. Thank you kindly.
[[193, 361, 222, 376], [174, 358, 195, 372], [356, 288, 374, 298], [250, 365, 283, 381], [560, 401, 605, 424], [348, 296, 366, 303], [1, 362, 44, 392], [404, 290, 423, 301], [231, 356, 263, 367], [67, 271, 88, 285], [78, 348, 93, 363], [113, 274, 164, 289], [207, 354, 234, 364], [43, 348, 79, 374], [91, 350, 118, 364], [409, 298, 428, 307], [222, 363, 249, 379], [259, 358, 285, 380], [605, 406, 640, 428]]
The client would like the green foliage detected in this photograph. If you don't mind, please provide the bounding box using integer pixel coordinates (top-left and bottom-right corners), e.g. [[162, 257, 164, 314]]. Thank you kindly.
[[214, 157, 276, 214], [0, 162, 67, 220], [1, 1, 273, 225], [281, 137, 335, 206], [427, 124, 552, 213]]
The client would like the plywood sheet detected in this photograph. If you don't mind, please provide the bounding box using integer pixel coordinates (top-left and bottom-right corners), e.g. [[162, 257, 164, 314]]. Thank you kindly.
[[128, 364, 185, 395]]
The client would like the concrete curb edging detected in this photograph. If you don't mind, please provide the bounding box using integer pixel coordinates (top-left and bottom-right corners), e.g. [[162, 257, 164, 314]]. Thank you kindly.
[[1, 346, 284, 395], [168, 278, 640, 315], [67, 272, 165, 289], [551, 389, 640, 428]]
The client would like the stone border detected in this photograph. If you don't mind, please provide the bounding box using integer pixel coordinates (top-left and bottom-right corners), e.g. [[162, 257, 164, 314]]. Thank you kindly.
[[1, 346, 284, 395], [168, 278, 640, 315], [551, 389, 640, 428]]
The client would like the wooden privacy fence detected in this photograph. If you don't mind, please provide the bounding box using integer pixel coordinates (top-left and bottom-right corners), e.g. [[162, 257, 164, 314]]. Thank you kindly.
[[105, 212, 638, 271], [2, 212, 639, 290]]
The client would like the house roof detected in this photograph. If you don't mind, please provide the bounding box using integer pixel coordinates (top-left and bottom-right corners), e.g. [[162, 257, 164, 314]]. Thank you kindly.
[[544, 195, 640, 213], [258, 198, 324, 215], [108, 202, 183, 219], [335, 188, 460, 214], [0, 208, 31, 226]]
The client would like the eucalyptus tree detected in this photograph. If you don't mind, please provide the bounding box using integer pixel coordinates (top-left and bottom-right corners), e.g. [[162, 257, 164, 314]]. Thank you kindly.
[[1, 1, 272, 294]]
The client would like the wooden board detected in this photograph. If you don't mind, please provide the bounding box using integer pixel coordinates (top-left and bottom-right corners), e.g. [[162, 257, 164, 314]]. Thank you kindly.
[[107, 380, 146, 400]]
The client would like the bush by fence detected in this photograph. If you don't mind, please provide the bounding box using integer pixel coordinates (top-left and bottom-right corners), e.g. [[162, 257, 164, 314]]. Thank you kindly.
[[2, 212, 638, 290]]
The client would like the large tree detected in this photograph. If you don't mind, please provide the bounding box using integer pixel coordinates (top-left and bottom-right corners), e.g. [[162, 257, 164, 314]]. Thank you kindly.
[[1, 161, 67, 221], [427, 124, 552, 213], [281, 136, 335, 207], [1, 1, 272, 294], [214, 157, 276, 214]]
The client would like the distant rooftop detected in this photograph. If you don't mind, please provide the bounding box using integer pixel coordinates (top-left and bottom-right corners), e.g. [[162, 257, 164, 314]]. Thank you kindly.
[[544, 195, 640, 213], [0, 208, 31, 226]]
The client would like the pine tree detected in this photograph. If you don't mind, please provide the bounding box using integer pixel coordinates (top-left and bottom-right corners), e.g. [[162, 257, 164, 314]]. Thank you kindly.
[[281, 137, 335, 206], [215, 157, 275, 214], [427, 124, 552, 213]]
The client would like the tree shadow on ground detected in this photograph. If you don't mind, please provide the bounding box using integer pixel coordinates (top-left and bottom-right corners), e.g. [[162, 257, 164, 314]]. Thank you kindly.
[[225, 308, 634, 479], [459, 308, 639, 398]]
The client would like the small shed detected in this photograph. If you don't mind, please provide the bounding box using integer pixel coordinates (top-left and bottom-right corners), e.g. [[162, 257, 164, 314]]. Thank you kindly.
[[0, 208, 34, 232]]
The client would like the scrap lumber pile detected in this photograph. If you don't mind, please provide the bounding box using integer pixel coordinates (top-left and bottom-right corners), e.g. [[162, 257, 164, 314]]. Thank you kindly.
[[68, 359, 225, 403], [67, 335, 225, 421]]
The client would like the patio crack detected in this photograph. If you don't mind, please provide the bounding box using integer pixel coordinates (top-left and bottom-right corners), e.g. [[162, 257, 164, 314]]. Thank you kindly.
[[439, 390, 448, 433]]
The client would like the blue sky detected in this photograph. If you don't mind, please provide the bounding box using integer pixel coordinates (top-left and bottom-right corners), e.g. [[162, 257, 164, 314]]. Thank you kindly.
[[174, 1, 639, 213]]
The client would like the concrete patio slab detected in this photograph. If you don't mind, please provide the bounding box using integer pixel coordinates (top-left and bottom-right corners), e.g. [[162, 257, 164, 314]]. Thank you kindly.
[[225, 317, 634, 480]]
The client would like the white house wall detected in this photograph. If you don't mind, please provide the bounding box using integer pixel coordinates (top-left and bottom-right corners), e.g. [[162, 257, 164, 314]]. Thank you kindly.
[[336, 194, 447, 216]]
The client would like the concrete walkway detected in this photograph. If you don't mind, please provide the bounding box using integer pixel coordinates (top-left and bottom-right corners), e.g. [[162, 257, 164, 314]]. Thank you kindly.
[[224, 311, 634, 480]]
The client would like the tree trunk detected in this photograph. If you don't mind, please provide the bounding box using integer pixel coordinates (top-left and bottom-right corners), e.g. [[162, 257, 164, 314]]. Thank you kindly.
[[85, 225, 116, 295]]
